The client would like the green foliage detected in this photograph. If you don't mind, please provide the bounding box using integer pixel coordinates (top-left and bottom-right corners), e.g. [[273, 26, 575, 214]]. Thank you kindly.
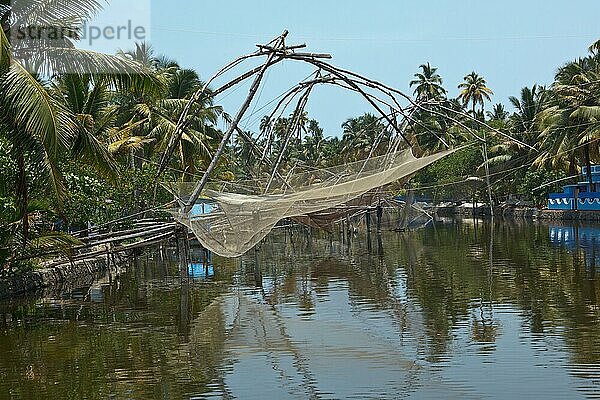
[[0, 137, 15, 199], [412, 146, 483, 201], [0, 11, 599, 276], [0, 200, 82, 276], [409, 62, 447, 101], [458, 72, 494, 114], [62, 162, 171, 227], [517, 168, 567, 205]]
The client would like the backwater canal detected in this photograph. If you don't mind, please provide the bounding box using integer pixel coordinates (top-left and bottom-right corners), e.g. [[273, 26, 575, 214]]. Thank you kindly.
[[2, 218, 600, 399]]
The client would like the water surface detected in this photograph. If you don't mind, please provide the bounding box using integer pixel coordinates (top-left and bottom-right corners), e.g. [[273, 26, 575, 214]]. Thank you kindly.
[[2, 218, 600, 399]]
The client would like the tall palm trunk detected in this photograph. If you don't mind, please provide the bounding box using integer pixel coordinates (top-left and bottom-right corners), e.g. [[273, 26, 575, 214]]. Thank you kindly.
[[584, 142, 594, 192], [16, 152, 29, 245]]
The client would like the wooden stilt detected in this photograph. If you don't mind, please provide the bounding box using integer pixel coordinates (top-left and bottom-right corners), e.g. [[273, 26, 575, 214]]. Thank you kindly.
[[177, 225, 190, 276], [377, 202, 383, 234], [346, 214, 352, 241], [254, 246, 262, 287]]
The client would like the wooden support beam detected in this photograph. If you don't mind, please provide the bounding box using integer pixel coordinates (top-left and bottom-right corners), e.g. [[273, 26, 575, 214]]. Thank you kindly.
[[377, 202, 383, 234], [184, 31, 289, 213], [257, 43, 307, 52], [264, 78, 317, 193], [47, 232, 176, 268], [78, 224, 176, 249], [82, 223, 176, 243]]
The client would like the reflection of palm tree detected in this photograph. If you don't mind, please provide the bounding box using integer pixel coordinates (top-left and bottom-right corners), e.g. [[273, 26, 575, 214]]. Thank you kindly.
[[471, 318, 499, 344], [228, 293, 320, 398]]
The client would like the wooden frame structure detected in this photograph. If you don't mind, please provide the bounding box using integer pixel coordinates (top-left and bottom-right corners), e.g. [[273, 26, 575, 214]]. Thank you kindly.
[[156, 31, 532, 214]]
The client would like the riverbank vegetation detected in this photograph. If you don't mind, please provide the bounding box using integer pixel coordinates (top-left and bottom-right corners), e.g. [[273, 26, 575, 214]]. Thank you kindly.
[[1, 1, 600, 273]]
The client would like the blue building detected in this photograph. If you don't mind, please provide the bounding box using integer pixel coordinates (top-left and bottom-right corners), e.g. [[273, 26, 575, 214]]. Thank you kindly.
[[190, 201, 215, 217], [548, 166, 600, 211]]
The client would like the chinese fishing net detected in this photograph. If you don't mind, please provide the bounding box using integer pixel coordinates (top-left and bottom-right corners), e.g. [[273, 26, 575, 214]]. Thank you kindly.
[[168, 147, 456, 257]]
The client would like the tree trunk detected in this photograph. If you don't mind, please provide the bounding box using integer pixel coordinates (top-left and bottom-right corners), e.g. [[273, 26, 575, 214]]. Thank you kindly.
[[585, 142, 594, 192], [569, 156, 578, 177], [16, 153, 29, 246]]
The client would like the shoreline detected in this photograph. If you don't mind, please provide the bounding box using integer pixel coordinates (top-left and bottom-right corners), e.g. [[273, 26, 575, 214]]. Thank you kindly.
[[0, 252, 128, 300], [435, 205, 600, 222]]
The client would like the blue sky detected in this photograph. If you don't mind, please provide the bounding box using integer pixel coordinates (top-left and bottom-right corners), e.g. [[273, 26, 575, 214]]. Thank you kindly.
[[91, 0, 600, 136]]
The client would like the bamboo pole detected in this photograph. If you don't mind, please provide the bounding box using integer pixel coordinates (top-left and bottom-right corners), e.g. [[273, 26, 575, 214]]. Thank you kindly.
[[304, 56, 533, 150], [80, 224, 176, 248], [47, 232, 176, 268], [264, 78, 317, 193], [482, 131, 494, 217], [82, 223, 176, 243], [183, 31, 289, 213]]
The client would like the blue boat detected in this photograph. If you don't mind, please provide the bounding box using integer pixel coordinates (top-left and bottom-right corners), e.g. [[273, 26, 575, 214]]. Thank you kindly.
[[548, 166, 600, 210]]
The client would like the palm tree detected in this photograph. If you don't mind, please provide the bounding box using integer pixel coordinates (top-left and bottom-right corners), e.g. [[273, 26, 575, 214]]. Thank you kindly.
[[409, 63, 447, 101], [589, 38, 600, 55], [118, 42, 159, 69], [0, 11, 8, 73], [486, 103, 509, 123], [111, 56, 224, 182], [458, 72, 494, 117], [302, 119, 326, 166], [535, 57, 600, 184], [407, 98, 470, 155], [509, 85, 547, 135], [0, 0, 152, 244], [53, 74, 120, 178], [484, 87, 546, 170], [341, 113, 388, 160]]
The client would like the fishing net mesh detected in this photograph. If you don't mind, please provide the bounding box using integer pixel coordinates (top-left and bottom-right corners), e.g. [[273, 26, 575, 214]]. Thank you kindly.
[[168, 148, 455, 257]]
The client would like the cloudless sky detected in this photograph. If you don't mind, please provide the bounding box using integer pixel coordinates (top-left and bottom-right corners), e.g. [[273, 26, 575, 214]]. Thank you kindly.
[[90, 0, 600, 136]]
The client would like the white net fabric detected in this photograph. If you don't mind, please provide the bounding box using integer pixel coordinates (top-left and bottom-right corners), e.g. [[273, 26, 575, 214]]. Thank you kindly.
[[170, 148, 456, 257]]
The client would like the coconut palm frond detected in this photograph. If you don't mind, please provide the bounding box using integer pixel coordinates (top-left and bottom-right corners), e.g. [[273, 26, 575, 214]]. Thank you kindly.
[[29, 231, 82, 258], [0, 61, 76, 158], [108, 118, 148, 142], [480, 154, 513, 169], [0, 27, 9, 73], [570, 105, 600, 121], [58, 73, 89, 114], [108, 136, 154, 155], [28, 46, 154, 77], [72, 123, 119, 180], [9, 0, 104, 28]]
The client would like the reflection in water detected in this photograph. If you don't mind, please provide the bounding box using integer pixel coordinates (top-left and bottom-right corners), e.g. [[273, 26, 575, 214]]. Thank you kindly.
[[1, 220, 600, 398], [551, 225, 600, 273]]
